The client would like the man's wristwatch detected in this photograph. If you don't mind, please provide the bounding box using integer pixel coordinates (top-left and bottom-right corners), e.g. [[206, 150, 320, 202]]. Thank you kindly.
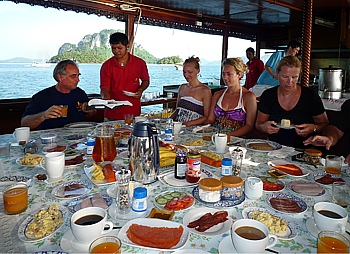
[[313, 125, 317, 133]]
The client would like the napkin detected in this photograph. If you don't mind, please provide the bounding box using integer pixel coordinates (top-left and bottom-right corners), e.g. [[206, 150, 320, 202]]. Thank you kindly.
[[192, 124, 210, 133], [88, 99, 133, 109], [267, 146, 295, 158]]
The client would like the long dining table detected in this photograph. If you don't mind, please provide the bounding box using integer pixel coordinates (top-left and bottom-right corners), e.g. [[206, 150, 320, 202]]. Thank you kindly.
[[0, 121, 349, 253]]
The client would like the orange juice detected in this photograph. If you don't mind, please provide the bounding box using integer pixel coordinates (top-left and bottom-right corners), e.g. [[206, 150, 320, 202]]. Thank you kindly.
[[60, 105, 68, 117], [3, 185, 28, 215], [326, 167, 341, 174], [91, 241, 121, 253], [318, 236, 349, 253]]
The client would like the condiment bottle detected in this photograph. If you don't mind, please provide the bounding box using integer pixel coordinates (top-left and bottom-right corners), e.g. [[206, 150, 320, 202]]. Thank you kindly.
[[165, 118, 173, 141], [231, 148, 243, 176], [221, 158, 232, 176], [175, 149, 187, 179], [186, 150, 201, 183], [132, 187, 147, 213], [86, 138, 95, 156], [116, 168, 131, 215], [198, 178, 222, 203], [220, 175, 243, 200]]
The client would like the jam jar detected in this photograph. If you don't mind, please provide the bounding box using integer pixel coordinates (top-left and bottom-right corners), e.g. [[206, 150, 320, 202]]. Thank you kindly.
[[198, 178, 222, 203], [220, 176, 243, 200]]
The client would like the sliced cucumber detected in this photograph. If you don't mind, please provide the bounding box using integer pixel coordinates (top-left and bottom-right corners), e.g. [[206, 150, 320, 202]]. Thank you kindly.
[[155, 195, 164, 202], [170, 191, 181, 198], [164, 194, 173, 200], [156, 197, 168, 205]]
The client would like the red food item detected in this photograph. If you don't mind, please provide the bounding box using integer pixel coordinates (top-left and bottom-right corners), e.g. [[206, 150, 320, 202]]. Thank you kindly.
[[45, 145, 66, 152], [126, 224, 184, 249], [201, 154, 222, 167], [272, 164, 303, 176], [270, 197, 302, 213], [315, 174, 345, 185], [164, 195, 194, 211], [263, 181, 284, 191], [102, 164, 116, 182], [188, 211, 228, 232], [65, 154, 84, 166]]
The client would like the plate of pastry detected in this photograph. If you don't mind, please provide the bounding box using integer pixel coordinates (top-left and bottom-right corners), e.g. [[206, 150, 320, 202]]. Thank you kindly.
[[241, 139, 282, 152]]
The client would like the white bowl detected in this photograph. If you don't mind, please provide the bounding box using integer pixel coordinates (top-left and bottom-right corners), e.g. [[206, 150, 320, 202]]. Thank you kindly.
[[40, 133, 57, 144]]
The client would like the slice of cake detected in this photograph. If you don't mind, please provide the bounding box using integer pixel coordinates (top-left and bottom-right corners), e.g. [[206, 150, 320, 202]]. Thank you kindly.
[[281, 119, 290, 127]]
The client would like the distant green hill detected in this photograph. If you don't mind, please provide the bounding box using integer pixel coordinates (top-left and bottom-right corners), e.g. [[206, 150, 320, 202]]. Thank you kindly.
[[49, 29, 182, 64]]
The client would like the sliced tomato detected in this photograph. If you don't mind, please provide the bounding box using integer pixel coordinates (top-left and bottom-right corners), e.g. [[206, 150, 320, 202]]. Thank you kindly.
[[164, 195, 194, 211]]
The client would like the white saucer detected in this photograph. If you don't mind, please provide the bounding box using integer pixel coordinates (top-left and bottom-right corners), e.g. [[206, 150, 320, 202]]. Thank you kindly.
[[218, 236, 270, 253], [108, 202, 152, 221], [208, 145, 228, 154], [60, 229, 119, 252], [306, 218, 350, 240]]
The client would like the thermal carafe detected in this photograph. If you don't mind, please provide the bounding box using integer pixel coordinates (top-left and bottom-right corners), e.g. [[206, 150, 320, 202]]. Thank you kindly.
[[129, 122, 160, 184]]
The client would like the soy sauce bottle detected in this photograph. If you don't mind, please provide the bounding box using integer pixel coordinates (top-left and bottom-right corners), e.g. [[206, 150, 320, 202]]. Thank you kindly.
[[174, 149, 187, 179]]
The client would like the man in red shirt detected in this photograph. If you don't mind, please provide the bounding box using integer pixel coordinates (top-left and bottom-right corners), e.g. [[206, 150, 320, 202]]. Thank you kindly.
[[244, 47, 264, 90], [100, 32, 150, 120]]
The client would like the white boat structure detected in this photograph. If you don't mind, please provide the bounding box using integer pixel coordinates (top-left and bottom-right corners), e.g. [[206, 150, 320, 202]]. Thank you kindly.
[[31, 62, 51, 68], [174, 63, 183, 70]]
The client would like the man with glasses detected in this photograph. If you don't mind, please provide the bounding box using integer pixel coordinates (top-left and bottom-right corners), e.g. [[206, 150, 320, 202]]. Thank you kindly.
[[21, 60, 95, 130]]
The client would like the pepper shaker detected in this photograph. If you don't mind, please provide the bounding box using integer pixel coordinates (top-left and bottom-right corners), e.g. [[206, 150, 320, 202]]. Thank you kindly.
[[231, 148, 243, 177], [116, 168, 132, 216]]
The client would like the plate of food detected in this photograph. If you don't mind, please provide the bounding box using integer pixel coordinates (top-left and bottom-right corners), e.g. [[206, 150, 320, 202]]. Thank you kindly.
[[157, 168, 213, 188], [63, 134, 86, 141], [16, 154, 43, 167], [312, 172, 346, 186], [18, 204, 68, 242], [181, 138, 206, 149], [287, 180, 326, 196], [242, 207, 298, 240], [84, 164, 117, 186], [186, 126, 218, 136], [266, 193, 308, 214], [0, 175, 31, 187], [65, 154, 85, 167], [51, 180, 92, 200], [42, 145, 67, 154], [200, 151, 223, 168], [240, 139, 282, 152], [118, 218, 189, 251], [258, 176, 285, 192], [64, 193, 112, 213], [154, 191, 194, 211], [276, 119, 295, 129], [64, 122, 98, 129], [183, 208, 231, 236], [268, 160, 309, 177], [192, 186, 245, 208]]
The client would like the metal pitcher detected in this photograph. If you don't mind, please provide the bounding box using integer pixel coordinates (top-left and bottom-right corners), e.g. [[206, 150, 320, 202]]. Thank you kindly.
[[129, 122, 160, 184]]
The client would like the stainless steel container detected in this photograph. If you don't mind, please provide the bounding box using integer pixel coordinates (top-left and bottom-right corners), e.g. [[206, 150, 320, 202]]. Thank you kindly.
[[319, 66, 343, 92]]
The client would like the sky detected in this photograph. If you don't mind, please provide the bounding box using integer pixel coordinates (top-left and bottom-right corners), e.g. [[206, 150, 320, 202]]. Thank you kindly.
[[0, 1, 256, 61]]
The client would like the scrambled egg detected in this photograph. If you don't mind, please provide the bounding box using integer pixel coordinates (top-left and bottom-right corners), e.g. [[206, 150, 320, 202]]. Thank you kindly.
[[250, 211, 288, 235], [19, 153, 42, 165], [26, 204, 64, 239], [183, 139, 205, 146], [90, 163, 105, 180]]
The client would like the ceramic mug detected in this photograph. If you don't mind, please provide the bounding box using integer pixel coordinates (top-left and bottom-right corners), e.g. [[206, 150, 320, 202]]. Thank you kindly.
[[13, 127, 30, 144], [173, 121, 182, 134], [244, 177, 263, 199], [211, 133, 227, 154], [40, 152, 65, 179], [231, 219, 278, 253], [313, 202, 348, 234], [71, 207, 113, 244]]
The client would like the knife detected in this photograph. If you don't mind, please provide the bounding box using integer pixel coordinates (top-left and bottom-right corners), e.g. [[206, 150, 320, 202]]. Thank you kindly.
[[104, 226, 122, 230]]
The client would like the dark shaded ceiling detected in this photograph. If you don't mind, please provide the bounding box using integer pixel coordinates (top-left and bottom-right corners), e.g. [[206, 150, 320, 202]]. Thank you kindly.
[[5, 0, 350, 44]]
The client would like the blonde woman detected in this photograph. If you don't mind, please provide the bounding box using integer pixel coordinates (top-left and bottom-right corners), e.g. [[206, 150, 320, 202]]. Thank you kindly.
[[205, 58, 257, 137], [171, 56, 212, 126]]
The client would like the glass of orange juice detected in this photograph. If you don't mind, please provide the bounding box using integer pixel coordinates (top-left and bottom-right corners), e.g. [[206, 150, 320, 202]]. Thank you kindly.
[[325, 155, 342, 174], [124, 114, 133, 125], [317, 231, 349, 253], [89, 236, 121, 254], [59, 105, 68, 117], [3, 183, 28, 215]]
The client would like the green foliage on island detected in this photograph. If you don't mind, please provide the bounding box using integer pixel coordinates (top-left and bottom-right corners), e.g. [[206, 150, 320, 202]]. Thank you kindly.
[[48, 29, 181, 64]]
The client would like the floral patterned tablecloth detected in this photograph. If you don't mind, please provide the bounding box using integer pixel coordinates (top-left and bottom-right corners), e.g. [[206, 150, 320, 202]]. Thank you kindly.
[[0, 122, 349, 254]]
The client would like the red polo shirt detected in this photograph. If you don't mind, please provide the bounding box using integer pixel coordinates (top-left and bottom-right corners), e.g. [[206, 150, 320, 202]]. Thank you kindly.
[[245, 57, 264, 90]]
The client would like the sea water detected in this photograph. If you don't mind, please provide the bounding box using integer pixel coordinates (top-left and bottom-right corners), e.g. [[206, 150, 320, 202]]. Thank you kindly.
[[0, 63, 221, 113]]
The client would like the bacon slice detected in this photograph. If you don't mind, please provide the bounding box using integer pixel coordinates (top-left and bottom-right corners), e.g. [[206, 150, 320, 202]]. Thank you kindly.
[[188, 211, 228, 232], [272, 164, 303, 176], [315, 174, 345, 185], [126, 224, 183, 249]]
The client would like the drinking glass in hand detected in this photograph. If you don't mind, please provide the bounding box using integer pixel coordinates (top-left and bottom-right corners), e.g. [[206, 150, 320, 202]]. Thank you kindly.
[[124, 114, 133, 125]]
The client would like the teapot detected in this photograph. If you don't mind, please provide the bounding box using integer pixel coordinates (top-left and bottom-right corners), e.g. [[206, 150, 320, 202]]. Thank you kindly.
[[244, 177, 263, 199], [129, 122, 160, 184]]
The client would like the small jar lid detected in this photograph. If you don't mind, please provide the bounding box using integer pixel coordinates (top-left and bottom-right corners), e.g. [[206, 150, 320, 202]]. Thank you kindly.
[[220, 176, 243, 188], [222, 158, 232, 166], [133, 187, 147, 198], [87, 138, 95, 146], [199, 178, 222, 191], [304, 148, 322, 156]]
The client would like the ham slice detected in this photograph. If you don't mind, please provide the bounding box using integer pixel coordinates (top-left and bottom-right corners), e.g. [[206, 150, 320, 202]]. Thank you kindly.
[[270, 197, 302, 213], [291, 182, 324, 196]]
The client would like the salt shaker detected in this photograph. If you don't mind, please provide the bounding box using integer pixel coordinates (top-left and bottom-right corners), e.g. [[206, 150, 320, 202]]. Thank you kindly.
[[231, 148, 243, 176], [116, 168, 132, 216]]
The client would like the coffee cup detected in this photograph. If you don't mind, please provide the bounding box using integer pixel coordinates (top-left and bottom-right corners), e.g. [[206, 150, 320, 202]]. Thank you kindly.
[[244, 177, 263, 199], [211, 133, 227, 153], [313, 202, 348, 234], [13, 127, 30, 144], [40, 152, 65, 179], [71, 207, 113, 244], [173, 121, 182, 134], [231, 219, 278, 253]]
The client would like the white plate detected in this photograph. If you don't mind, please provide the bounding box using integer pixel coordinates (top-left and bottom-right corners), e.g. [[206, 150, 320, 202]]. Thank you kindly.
[[268, 160, 309, 177], [42, 145, 67, 154], [118, 218, 189, 251], [276, 123, 296, 129], [51, 180, 92, 200], [242, 207, 297, 240], [240, 139, 282, 152], [287, 180, 326, 196], [16, 155, 43, 167], [261, 178, 285, 192], [154, 191, 194, 211], [312, 172, 346, 186], [60, 228, 119, 253], [266, 193, 308, 215], [118, 150, 129, 159], [158, 168, 214, 188], [306, 218, 350, 241], [172, 249, 210, 254], [218, 236, 271, 253], [63, 134, 86, 141], [84, 165, 117, 186], [64, 193, 113, 213], [0, 175, 31, 187], [64, 122, 98, 129], [123, 90, 137, 97], [18, 205, 68, 242], [183, 208, 231, 236]]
